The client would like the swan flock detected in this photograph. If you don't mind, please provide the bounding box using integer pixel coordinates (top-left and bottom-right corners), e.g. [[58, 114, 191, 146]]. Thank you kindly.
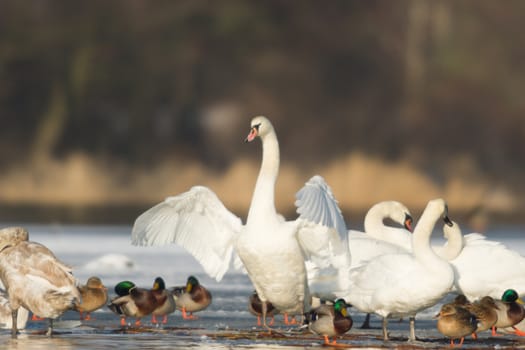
[[133, 115, 525, 342]]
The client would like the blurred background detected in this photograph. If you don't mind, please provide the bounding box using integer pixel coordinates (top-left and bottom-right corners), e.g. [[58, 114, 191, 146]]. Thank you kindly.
[[0, 0, 523, 228]]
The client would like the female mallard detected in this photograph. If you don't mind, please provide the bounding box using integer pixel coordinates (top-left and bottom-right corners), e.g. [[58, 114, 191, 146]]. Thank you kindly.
[[0, 226, 80, 338], [492, 289, 525, 336], [307, 299, 353, 345], [172, 276, 212, 320], [150, 277, 175, 324], [465, 296, 498, 338], [108, 279, 166, 326], [74, 276, 108, 321], [436, 303, 477, 347], [249, 290, 277, 326]]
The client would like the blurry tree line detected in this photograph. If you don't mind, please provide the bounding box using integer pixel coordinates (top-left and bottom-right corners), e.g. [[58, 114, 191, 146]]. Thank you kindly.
[[0, 0, 524, 195]]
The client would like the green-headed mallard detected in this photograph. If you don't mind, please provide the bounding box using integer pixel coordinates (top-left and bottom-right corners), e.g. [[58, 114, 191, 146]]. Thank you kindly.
[[307, 299, 353, 345], [108, 279, 166, 326], [150, 277, 175, 324], [249, 290, 277, 326], [74, 276, 108, 321], [172, 275, 212, 320], [0, 226, 80, 338], [492, 289, 525, 336], [465, 296, 497, 338], [436, 303, 477, 347]]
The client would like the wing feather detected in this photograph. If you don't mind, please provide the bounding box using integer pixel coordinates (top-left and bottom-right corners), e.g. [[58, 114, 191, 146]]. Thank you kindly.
[[294, 176, 351, 298], [131, 186, 243, 281]]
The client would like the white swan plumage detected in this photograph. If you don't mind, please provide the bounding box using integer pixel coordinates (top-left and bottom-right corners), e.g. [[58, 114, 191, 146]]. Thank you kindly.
[[132, 116, 350, 326], [344, 198, 455, 341], [348, 201, 413, 268], [436, 221, 525, 302]]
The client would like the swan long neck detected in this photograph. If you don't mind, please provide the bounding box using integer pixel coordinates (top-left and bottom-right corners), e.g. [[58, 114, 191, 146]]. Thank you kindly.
[[246, 130, 280, 225], [364, 203, 411, 250], [437, 223, 464, 261], [412, 205, 445, 264]]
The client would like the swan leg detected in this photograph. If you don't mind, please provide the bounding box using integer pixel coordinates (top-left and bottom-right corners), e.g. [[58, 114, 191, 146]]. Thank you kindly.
[[262, 301, 272, 332], [46, 319, 53, 337], [11, 309, 18, 338], [408, 316, 416, 341], [360, 313, 372, 329], [382, 317, 389, 341]]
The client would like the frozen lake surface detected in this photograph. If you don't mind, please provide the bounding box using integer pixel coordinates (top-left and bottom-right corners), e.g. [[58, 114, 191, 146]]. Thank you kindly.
[[1, 223, 525, 349]]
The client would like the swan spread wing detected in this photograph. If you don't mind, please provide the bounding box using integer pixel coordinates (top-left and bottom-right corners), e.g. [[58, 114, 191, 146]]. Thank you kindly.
[[131, 186, 243, 281], [294, 175, 351, 298]]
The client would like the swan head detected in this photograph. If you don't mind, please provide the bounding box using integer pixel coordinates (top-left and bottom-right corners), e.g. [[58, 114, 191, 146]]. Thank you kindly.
[[389, 201, 413, 232], [245, 116, 274, 142], [426, 198, 453, 227]]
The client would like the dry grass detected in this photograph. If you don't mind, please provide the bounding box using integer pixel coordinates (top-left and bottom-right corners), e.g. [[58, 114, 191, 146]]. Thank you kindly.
[[0, 151, 519, 223]]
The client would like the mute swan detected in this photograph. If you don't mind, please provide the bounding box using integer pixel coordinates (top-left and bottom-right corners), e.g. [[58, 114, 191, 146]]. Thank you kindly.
[[0, 226, 80, 338], [348, 201, 413, 268], [344, 198, 455, 341], [171, 275, 211, 320], [132, 116, 350, 328], [434, 221, 525, 302]]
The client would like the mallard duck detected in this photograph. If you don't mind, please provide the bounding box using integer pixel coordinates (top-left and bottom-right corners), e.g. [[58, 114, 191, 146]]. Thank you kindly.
[[132, 116, 351, 331], [492, 289, 525, 336], [0, 226, 80, 338], [150, 277, 175, 324], [74, 276, 108, 321], [307, 299, 353, 345], [436, 303, 477, 347], [465, 296, 498, 338], [249, 290, 277, 326], [172, 275, 211, 319], [107, 279, 165, 326]]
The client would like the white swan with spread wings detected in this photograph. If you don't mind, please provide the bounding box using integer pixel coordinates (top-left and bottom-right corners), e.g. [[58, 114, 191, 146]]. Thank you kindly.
[[132, 116, 351, 328]]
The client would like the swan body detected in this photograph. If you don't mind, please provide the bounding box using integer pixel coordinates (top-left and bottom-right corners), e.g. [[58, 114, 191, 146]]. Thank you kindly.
[[348, 201, 413, 268], [0, 226, 80, 337], [74, 276, 108, 321], [132, 116, 350, 327], [344, 198, 455, 341], [436, 223, 525, 302]]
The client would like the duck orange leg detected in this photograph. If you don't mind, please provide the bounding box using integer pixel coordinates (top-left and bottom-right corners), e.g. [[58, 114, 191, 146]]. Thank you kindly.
[[181, 308, 198, 320], [31, 314, 44, 321], [512, 326, 525, 336]]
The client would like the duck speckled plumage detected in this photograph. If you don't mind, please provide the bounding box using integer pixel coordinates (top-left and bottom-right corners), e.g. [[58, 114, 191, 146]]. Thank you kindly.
[[436, 302, 477, 347], [74, 276, 108, 321]]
